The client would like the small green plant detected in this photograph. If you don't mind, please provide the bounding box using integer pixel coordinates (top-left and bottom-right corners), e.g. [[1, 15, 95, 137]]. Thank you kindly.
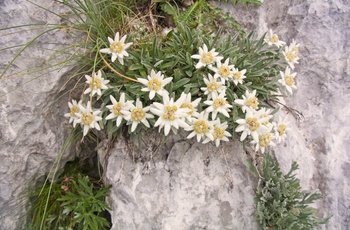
[[27, 170, 111, 230], [252, 154, 331, 229]]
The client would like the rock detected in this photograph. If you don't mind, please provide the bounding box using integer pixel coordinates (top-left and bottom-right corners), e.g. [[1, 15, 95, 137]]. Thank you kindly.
[[1, 0, 349, 229], [99, 134, 259, 230], [0, 0, 75, 229], [103, 0, 350, 229]]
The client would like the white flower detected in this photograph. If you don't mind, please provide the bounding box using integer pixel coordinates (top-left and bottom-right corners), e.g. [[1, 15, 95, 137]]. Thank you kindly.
[[273, 116, 290, 143], [212, 58, 234, 84], [76, 101, 102, 136], [191, 44, 223, 69], [278, 67, 297, 94], [137, 69, 172, 100], [83, 70, 109, 97], [64, 99, 82, 128], [251, 124, 276, 154], [289, 39, 300, 58], [234, 90, 259, 112], [204, 90, 232, 119], [265, 29, 286, 48], [100, 32, 133, 65], [105, 93, 133, 127], [232, 67, 247, 86], [201, 74, 225, 99], [123, 99, 154, 132], [186, 111, 215, 143], [283, 43, 300, 69], [203, 120, 232, 147], [235, 108, 269, 143], [257, 107, 273, 127], [178, 92, 201, 122], [150, 94, 190, 136]]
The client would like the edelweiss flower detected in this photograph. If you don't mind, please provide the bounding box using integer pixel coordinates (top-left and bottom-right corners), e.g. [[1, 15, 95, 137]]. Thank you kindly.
[[273, 116, 290, 143], [203, 120, 232, 147], [201, 74, 225, 99], [123, 99, 154, 132], [251, 124, 276, 154], [83, 70, 109, 97], [265, 29, 286, 48], [278, 67, 297, 94], [137, 69, 172, 100], [204, 90, 232, 119], [179, 92, 201, 122], [150, 94, 190, 136], [234, 90, 259, 112], [235, 108, 269, 143], [64, 99, 82, 127], [283, 42, 300, 69], [105, 93, 133, 127], [191, 44, 223, 69], [212, 58, 234, 84], [257, 107, 273, 127], [100, 32, 133, 65], [186, 111, 215, 143], [76, 101, 102, 136], [232, 67, 247, 86]]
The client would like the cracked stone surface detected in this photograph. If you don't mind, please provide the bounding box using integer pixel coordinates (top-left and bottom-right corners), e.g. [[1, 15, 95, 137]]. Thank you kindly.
[[1, 0, 350, 229], [0, 0, 75, 229], [98, 135, 259, 230]]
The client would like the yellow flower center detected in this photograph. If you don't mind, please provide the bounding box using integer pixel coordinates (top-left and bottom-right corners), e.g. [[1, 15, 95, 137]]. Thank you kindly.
[[90, 78, 102, 90], [112, 102, 123, 116], [246, 97, 259, 109], [201, 52, 214, 64], [260, 113, 270, 126], [163, 105, 177, 121], [131, 108, 145, 122], [207, 82, 219, 92], [234, 72, 242, 79], [247, 117, 260, 131], [70, 105, 79, 117], [110, 41, 124, 54], [292, 46, 299, 57], [181, 103, 194, 115], [278, 124, 287, 136], [218, 66, 230, 77], [214, 98, 227, 109], [213, 127, 225, 139], [285, 75, 295, 86], [270, 34, 279, 43], [194, 120, 209, 134], [148, 78, 162, 91], [82, 112, 94, 126], [286, 51, 295, 62], [259, 133, 272, 147]]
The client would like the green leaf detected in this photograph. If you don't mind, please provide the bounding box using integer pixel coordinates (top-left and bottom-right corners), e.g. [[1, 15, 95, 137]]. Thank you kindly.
[[173, 78, 191, 90]]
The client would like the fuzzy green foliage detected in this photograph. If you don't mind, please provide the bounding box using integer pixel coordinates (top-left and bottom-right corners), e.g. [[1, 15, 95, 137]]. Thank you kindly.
[[98, 24, 285, 137], [255, 154, 331, 229], [159, 0, 246, 35], [27, 172, 110, 230]]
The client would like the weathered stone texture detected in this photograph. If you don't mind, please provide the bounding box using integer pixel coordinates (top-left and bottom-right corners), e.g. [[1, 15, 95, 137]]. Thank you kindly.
[[0, 0, 74, 229], [1, 0, 350, 229], [99, 136, 259, 230]]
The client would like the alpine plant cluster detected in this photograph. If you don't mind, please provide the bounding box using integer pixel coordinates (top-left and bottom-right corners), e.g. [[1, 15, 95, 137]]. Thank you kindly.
[[65, 29, 300, 153]]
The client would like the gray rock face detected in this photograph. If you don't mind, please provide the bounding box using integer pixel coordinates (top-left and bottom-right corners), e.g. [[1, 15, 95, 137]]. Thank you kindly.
[[0, 0, 74, 229], [102, 0, 350, 229], [99, 135, 259, 230], [1, 0, 350, 229]]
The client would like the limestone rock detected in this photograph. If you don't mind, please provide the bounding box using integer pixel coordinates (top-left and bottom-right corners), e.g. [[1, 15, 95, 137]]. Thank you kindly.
[[0, 0, 75, 229], [99, 135, 259, 230]]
